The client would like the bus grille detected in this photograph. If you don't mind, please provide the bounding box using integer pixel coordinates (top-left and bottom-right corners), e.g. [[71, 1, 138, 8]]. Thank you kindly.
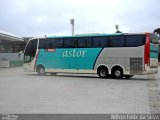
[[130, 58, 143, 74]]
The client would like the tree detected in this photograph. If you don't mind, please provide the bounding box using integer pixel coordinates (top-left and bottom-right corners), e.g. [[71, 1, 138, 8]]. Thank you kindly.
[[153, 28, 160, 35]]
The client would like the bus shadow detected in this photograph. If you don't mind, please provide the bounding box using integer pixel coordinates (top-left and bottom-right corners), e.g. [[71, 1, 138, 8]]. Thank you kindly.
[[56, 74, 99, 79], [24, 73, 155, 81], [54, 74, 153, 81], [24, 73, 98, 79], [23, 73, 45, 76], [123, 78, 152, 81]]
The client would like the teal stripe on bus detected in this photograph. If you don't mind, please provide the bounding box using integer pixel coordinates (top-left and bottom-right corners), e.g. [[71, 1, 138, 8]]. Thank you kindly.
[[36, 48, 103, 70]]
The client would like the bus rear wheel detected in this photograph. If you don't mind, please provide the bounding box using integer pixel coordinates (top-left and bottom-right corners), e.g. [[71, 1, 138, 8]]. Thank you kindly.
[[111, 67, 123, 79], [37, 66, 46, 76], [98, 67, 108, 78]]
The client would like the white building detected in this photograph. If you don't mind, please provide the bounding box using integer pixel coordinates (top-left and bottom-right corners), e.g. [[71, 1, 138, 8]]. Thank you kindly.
[[0, 30, 25, 67]]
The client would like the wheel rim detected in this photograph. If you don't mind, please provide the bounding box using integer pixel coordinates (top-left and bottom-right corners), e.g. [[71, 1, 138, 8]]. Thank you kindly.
[[39, 67, 45, 74], [100, 69, 107, 77], [115, 70, 121, 77]]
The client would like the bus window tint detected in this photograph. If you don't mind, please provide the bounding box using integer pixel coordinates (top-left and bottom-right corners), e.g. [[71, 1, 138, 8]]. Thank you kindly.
[[78, 37, 92, 48], [51, 38, 63, 48], [93, 37, 101, 47], [126, 35, 145, 47], [93, 37, 108, 47], [109, 36, 125, 47], [39, 39, 50, 49], [86, 37, 92, 48], [78, 38, 86, 48], [64, 38, 77, 48], [100, 37, 108, 47]]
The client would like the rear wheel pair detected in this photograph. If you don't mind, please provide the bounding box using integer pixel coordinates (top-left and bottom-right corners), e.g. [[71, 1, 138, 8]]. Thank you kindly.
[[98, 67, 123, 79]]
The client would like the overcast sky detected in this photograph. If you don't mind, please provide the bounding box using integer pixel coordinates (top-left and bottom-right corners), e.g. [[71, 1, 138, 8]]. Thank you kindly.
[[0, 0, 159, 37]]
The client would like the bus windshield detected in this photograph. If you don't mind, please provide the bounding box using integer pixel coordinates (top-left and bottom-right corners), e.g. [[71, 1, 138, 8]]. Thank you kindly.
[[24, 39, 37, 63]]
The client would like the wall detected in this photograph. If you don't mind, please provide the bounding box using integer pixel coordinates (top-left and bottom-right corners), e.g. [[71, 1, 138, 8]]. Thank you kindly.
[[0, 53, 24, 67]]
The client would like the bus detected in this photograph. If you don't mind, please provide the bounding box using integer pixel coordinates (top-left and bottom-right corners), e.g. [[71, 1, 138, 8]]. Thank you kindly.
[[23, 33, 159, 79]]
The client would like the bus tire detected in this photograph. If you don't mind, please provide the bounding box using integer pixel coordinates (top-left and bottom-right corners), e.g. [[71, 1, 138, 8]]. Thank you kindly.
[[37, 65, 46, 76], [111, 67, 123, 79], [97, 66, 108, 78]]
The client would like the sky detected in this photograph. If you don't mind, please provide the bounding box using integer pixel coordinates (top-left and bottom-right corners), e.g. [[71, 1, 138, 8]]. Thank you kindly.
[[0, 0, 160, 37]]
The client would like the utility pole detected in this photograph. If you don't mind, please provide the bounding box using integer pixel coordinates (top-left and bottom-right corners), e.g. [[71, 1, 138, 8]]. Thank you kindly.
[[70, 18, 74, 36], [115, 24, 122, 33], [115, 24, 119, 32]]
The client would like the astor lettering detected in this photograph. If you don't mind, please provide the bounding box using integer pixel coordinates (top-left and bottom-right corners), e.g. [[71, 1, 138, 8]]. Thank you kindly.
[[62, 49, 87, 57]]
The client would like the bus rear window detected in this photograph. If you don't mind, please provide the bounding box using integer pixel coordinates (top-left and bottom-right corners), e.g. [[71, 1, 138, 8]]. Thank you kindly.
[[126, 35, 145, 47]]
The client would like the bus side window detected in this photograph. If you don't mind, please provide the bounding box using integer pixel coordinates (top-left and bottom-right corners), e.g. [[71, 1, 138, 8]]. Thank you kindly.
[[78, 37, 92, 48], [86, 37, 92, 48], [63, 38, 77, 48], [39, 39, 51, 49], [109, 36, 125, 47], [126, 35, 145, 47], [51, 38, 63, 48], [93, 37, 101, 48], [93, 37, 108, 48], [78, 38, 86, 48], [100, 37, 108, 47]]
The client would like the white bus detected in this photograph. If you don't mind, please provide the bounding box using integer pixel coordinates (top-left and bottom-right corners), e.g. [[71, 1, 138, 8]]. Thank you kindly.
[[23, 33, 159, 79]]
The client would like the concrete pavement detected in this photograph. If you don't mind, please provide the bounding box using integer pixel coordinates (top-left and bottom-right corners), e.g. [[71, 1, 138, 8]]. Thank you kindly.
[[0, 67, 159, 113]]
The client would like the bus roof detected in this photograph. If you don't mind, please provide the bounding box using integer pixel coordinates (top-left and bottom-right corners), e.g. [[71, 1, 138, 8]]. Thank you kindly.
[[48, 33, 123, 39], [30, 32, 153, 40], [47, 33, 151, 39]]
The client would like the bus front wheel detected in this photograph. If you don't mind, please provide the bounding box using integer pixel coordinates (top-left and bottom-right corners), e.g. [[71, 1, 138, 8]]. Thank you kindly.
[[37, 66, 46, 76]]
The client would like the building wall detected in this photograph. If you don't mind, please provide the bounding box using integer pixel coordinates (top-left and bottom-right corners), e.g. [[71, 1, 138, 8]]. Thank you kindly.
[[0, 53, 24, 67], [0, 53, 23, 61]]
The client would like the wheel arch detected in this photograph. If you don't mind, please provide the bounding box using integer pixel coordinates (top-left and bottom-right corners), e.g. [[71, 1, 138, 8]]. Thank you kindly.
[[36, 64, 45, 72], [97, 64, 109, 74], [111, 64, 124, 74]]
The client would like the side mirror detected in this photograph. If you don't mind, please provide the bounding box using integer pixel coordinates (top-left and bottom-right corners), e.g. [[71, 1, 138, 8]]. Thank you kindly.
[[19, 51, 24, 54]]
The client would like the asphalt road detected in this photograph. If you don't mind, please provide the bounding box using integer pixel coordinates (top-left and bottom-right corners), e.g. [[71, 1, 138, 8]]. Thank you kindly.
[[0, 67, 159, 113]]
